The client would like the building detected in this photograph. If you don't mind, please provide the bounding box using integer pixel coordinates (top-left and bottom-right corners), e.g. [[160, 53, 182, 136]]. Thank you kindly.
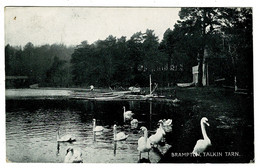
[[6, 76, 29, 88], [192, 63, 209, 86]]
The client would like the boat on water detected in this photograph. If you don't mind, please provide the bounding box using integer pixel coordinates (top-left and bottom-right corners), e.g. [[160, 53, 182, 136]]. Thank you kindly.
[[128, 86, 141, 93], [88, 94, 124, 100], [177, 82, 195, 88]]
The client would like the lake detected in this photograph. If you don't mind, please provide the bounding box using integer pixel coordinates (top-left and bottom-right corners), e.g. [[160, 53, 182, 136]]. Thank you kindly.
[[6, 99, 187, 163]]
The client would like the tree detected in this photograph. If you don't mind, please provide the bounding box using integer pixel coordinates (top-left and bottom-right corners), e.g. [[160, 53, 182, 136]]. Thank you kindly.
[[220, 8, 253, 91], [71, 42, 93, 86], [5, 44, 15, 76], [127, 32, 145, 86], [142, 29, 160, 73], [177, 8, 223, 86], [46, 56, 68, 87], [5, 42, 74, 87], [112, 36, 132, 86]]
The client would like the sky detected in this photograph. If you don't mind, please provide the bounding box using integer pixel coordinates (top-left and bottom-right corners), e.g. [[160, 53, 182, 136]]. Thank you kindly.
[[5, 7, 180, 47]]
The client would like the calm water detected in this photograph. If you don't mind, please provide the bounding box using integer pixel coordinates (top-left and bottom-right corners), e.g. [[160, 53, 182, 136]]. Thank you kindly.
[[6, 99, 188, 163]]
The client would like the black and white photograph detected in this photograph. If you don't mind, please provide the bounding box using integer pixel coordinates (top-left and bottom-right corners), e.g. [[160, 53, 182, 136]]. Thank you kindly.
[[2, 0, 256, 165]]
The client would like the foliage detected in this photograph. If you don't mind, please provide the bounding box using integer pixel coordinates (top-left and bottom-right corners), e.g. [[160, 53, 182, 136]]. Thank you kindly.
[[5, 43, 74, 87], [220, 8, 253, 89], [5, 8, 253, 89]]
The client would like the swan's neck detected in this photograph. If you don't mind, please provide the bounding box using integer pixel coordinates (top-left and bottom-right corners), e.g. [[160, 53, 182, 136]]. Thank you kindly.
[[159, 123, 163, 130], [113, 125, 117, 140], [159, 123, 165, 135], [144, 129, 148, 141], [201, 122, 209, 141], [123, 107, 126, 122], [93, 120, 96, 130]]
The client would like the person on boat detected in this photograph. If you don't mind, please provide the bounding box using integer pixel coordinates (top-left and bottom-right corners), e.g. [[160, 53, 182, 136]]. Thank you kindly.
[[90, 85, 94, 91]]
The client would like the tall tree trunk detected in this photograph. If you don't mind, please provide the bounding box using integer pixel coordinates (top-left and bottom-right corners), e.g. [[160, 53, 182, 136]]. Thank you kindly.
[[197, 9, 207, 87], [229, 45, 238, 91], [197, 49, 204, 87], [167, 54, 172, 86]]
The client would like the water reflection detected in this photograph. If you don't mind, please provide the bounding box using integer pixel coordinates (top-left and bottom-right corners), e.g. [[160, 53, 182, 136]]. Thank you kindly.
[[6, 99, 183, 163]]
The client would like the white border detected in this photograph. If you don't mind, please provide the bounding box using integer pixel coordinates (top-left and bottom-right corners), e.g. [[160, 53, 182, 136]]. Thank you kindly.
[[0, 1, 259, 168]]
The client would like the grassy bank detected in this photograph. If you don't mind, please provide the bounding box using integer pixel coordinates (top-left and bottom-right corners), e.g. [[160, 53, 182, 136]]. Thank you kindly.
[[158, 86, 254, 163]]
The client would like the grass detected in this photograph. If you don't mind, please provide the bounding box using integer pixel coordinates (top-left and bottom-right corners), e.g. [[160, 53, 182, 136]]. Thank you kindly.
[[157, 86, 254, 163]]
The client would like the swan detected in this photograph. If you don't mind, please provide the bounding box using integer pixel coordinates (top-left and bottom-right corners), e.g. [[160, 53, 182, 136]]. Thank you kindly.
[[192, 117, 212, 156], [64, 147, 83, 163], [162, 119, 173, 133], [163, 119, 172, 126], [137, 126, 152, 159], [123, 106, 134, 122], [93, 119, 104, 141], [93, 119, 104, 132], [148, 120, 166, 146], [172, 98, 180, 103], [57, 129, 76, 142], [113, 124, 129, 141], [130, 119, 138, 129]]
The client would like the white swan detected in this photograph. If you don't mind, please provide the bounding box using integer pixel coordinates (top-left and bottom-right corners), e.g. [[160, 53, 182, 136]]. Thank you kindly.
[[123, 106, 134, 122], [57, 129, 76, 142], [93, 119, 104, 132], [192, 117, 212, 156], [113, 124, 129, 141], [163, 119, 172, 126], [64, 147, 83, 163], [93, 119, 104, 141], [162, 119, 173, 133], [148, 120, 166, 146], [172, 98, 181, 103], [130, 119, 138, 129], [137, 126, 152, 159]]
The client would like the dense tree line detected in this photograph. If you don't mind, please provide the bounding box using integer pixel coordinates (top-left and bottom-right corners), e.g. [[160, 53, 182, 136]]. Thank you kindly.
[[5, 8, 252, 90], [71, 30, 173, 87], [5, 43, 75, 87]]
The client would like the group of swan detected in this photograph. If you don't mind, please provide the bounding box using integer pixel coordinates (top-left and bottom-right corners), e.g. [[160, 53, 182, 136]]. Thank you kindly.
[[57, 118, 105, 163], [57, 103, 211, 163], [91, 106, 136, 143], [59, 106, 136, 163], [160, 117, 211, 157], [137, 119, 168, 159], [123, 106, 139, 130], [137, 117, 211, 159]]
